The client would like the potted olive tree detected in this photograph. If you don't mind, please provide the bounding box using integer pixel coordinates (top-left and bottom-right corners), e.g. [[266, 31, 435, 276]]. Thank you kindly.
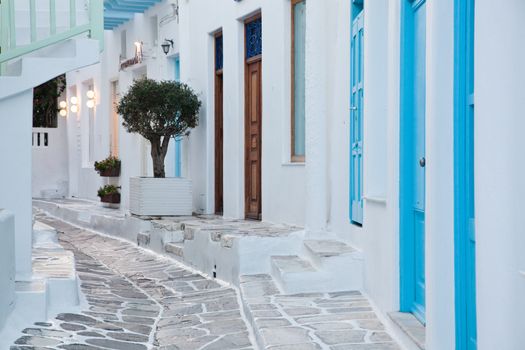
[[117, 78, 200, 216]]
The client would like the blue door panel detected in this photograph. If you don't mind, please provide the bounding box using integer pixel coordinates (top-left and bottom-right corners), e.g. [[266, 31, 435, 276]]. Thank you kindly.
[[173, 57, 182, 177], [400, 0, 426, 324], [350, 10, 364, 225], [455, 0, 477, 347]]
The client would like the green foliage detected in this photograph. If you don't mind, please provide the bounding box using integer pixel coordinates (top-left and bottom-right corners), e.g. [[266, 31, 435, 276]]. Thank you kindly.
[[116, 78, 201, 178], [97, 185, 120, 198], [117, 78, 201, 140], [33, 75, 66, 128], [94, 156, 121, 173]]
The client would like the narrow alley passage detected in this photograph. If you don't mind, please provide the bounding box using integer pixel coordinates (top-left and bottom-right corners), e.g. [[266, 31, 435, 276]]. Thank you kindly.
[[11, 213, 254, 350]]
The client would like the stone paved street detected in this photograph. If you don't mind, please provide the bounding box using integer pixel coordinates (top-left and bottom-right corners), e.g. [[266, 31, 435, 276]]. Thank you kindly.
[[11, 214, 254, 350]]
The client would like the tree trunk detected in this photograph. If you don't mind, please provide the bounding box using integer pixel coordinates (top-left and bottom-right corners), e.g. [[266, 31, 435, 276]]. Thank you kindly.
[[150, 135, 172, 178]]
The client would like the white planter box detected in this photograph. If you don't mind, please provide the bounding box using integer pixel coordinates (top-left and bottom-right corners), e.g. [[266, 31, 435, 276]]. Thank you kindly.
[[130, 177, 193, 216]]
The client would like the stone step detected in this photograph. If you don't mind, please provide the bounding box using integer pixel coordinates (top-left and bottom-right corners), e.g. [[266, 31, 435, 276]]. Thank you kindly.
[[271, 243, 364, 294], [164, 242, 184, 258]]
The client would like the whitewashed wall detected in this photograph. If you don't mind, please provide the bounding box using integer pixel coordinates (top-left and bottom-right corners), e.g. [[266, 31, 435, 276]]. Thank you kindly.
[[66, 2, 181, 208], [0, 210, 15, 330], [476, 1, 525, 348], [0, 90, 34, 280], [32, 115, 70, 198]]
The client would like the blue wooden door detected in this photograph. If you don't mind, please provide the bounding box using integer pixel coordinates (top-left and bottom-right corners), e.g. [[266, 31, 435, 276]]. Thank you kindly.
[[350, 10, 364, 225], [400, 0, 426, 324], [173, 57, 182, 177], [455, 0, 476, 348]]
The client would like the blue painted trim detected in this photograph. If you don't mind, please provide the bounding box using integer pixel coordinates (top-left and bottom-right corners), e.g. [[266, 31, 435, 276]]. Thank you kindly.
[[399, 0, 426, 324], [349, 1, 364, 226], [104, 0, 163, 30], [175, 137, 182, 178], [173, 56, 182, 178], [454, 0, 477, 348]]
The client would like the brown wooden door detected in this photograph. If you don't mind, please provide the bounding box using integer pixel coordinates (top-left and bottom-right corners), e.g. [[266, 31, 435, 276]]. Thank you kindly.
[[245, 59, 262, 220], [215, 72, 224, 214]]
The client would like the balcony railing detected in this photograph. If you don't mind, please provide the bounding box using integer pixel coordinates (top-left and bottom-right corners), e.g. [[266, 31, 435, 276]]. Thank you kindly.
[[0, 0, 103, 74]]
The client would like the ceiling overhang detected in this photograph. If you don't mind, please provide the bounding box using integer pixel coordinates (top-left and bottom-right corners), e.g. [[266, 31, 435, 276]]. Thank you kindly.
[[104, 0, 163, 30]]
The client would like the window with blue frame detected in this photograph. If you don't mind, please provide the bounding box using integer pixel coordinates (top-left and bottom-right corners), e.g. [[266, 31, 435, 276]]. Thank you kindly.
[[291, 0, 306, 162]]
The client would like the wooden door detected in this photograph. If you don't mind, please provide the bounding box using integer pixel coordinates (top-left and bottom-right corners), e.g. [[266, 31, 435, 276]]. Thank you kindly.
[[400, 0, 426, 324], [215, 72, 224, 214], [244, 15, 262, 220], [215, 34, 224, 214], [245, 60, 262, 220]]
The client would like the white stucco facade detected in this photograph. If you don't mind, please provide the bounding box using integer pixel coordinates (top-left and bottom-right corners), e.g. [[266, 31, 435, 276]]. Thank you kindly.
[[24, 0, 525, 348]]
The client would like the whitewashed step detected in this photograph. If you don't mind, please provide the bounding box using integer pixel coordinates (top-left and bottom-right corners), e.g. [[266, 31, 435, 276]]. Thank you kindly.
[[15, 280, 47, 321], [164, 242, 184, 258], [271, 255, 329, 294], [303, 239, 361, 270]]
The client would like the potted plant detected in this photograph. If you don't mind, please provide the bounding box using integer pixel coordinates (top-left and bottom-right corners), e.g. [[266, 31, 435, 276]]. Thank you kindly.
[[97, 185, 121, 204], [94, 156, 121, 177], [117, 78, 201, 216]]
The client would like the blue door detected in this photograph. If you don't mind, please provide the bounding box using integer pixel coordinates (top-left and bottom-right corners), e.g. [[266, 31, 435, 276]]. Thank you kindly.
[[400, 0, 426, 324], [173, 57, 182, 177], [350, 9, 364, 225], [455, 0, 476, 348]]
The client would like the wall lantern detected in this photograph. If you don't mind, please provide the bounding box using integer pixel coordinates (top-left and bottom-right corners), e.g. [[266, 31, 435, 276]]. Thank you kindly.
[[86, 90, 95, 109], [161, 39, 174, 55], [59, 100, 68, 117], [70, 96, 78, 113]]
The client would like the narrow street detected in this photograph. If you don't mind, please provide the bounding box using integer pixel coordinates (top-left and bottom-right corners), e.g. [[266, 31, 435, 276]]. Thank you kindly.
[[11, 214, 254, 350]]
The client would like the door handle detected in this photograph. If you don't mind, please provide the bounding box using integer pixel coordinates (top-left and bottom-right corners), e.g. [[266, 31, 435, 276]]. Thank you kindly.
[[419, 157, 426, 168], [350, 106, 357, 111]]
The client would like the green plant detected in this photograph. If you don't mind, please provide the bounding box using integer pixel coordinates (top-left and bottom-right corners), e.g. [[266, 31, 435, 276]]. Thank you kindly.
[[97, 185, 120, 198], [94, 156, 121, 173], [33, 74, 66, 128], [117, 78, 201, 178]]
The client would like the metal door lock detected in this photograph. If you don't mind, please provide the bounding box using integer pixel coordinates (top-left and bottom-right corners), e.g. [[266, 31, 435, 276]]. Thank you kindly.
[[419, 157, 426, 167]]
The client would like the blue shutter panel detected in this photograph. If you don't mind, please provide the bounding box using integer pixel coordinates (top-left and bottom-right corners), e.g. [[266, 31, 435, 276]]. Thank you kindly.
[[350, 11, 364, 225], [174, 57, 182, 177]]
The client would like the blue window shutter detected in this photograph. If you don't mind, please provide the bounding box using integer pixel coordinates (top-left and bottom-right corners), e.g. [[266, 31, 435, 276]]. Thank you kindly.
[[350, 10, 364, 225], [174, 57, 182, 178]]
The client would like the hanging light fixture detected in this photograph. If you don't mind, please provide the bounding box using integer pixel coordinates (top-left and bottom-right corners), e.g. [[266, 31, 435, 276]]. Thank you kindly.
[[161, 39, 174, 55]]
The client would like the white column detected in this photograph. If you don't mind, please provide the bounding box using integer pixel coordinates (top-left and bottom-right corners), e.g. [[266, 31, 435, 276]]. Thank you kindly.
[[304, 0, 329, 235], [425, 1, 455, 349], [476, 1, 525, 348], [0, 89, 34, 280]]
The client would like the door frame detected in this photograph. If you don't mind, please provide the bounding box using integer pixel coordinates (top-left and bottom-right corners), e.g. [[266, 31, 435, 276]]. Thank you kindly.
[[399, 0, 426, 323], [349, 7, 364, 226], [454, 0, 477, 348], [244, 12, 262, 220]]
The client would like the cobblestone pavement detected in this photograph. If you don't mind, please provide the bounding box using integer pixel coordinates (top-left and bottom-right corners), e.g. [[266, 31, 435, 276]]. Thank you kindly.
[[241, 275, 401, 350], [11, 214, 254, 350]]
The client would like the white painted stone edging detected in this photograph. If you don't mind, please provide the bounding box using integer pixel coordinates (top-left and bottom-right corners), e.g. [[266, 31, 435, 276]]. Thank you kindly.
[[130, 177, 193, 216]]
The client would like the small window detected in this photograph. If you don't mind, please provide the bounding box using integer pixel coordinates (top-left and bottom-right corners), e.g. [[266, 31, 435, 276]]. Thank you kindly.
[[291, 0, 306, 162], [121, 30, 127, 59]]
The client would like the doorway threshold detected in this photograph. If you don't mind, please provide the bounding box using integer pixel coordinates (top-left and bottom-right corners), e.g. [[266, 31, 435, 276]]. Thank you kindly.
[[388, 312, 426, 349]]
